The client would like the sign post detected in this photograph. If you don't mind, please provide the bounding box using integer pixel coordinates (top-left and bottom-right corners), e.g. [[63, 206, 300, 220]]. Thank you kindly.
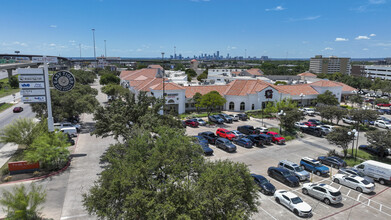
[[43, 56, 54, 132]]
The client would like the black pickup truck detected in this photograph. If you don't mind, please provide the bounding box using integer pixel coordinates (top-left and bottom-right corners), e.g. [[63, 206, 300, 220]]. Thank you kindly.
[[198, 131, 219, 145], [246, 134, 272, 147], [237, 125, 260, 135]]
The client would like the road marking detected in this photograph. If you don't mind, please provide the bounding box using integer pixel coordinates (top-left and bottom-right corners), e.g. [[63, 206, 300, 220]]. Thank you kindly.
[[357, 193, 362, 201], [60, 214, 89, 220], [346, 189, 351, 196], [368, 199, 371, 206], [258, 206, 278, 220]]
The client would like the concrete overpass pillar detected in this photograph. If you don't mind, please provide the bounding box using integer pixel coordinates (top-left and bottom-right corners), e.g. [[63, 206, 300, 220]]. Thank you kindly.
[[7, 69, 13, 80]]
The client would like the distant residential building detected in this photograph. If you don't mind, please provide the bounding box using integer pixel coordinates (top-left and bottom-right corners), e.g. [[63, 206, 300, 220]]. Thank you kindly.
[[351, 65, 365, 77], [364, 65, 391, 80], [309, 55, 351, 75]]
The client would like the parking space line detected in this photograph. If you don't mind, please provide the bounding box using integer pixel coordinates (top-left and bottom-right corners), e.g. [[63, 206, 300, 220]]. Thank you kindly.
[[346, 189, 351, 196], [258, 206, 278, 220], [265, 197, 302, 220], [357, 193, 362, 201]]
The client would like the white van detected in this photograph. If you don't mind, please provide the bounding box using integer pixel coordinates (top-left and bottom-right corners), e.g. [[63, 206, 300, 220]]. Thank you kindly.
[[354, 160, 391, 185], [60, 127, 78, 137]]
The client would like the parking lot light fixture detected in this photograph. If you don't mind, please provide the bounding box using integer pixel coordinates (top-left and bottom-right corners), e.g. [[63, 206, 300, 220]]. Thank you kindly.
[[300, 93, 305, 107], [278, 110, 286, 134]]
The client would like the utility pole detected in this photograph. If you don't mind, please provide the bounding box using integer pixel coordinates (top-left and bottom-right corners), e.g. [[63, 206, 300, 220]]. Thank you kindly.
[[92, 28, 96, 66], [161, 52, 165, 115], [104, 40, 107, 58]]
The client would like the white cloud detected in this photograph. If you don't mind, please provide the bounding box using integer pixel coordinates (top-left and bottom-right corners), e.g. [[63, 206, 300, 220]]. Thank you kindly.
[[363, 48, 369, 51], [369, 0, 386, 4], [50, 25, 57, 28], [369, 33, 376, 37], [288, 15, 321, 22], [355, 35, 370, 40], [227, 46, 237, 51], [265, 6, 286, 11], [49, 43, 56, 47], [375, 42, 391, 47], [335, 37, 349, 42], [324, 47, 334, 51]]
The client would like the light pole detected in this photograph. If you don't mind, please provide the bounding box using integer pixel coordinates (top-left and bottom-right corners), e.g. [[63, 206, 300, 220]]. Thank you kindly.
[[348, 129, 358, 158], [300, 93, 305, 107], [278, 110, 286, 134], [92, 28, 96, 66], [161, 52, 165, 115]]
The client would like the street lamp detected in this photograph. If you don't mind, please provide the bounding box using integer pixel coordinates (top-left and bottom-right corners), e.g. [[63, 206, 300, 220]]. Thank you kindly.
[[278, 110, 286, 134], [348, 129, 358, 158], [300, 93, 305, 108], [91, 28, 96, 66]]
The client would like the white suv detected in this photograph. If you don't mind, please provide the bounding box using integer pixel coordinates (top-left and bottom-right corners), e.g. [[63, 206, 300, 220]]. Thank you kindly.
[[274, 190, 312, 217], [374, 120, 391, 129], [302, 183, 342, 205], [332, 174, 375, 194], [301, 108, 315, 116]]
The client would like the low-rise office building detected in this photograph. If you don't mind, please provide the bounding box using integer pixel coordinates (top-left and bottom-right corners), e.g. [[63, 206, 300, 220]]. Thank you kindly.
[[364, 65, 391, 80]]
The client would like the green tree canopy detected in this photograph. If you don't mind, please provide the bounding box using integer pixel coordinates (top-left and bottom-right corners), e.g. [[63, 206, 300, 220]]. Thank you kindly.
[[316, 90, 339, 105], [365, 130, 391, 158], [83, 127, 258, 219], [185, 69, 197, 77], [0, 118, 43, 148], [99, 73, 120, 85], [101, 84, 129, 100], [326, 127, 354, 158], [9, 76, 19, 89], [70, 69, 97, 85], [0, 184, 46, 220], [198, 91, 227, 119], [192, 92, 202, 112], [31, 83, 99, 121]]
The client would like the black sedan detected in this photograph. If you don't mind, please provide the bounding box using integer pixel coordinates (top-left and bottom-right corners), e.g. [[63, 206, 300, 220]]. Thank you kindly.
[[233, 137, 253, 148], [359, 145, 389, 157], [317, 156, 347, 169], [251, 174, 276, 195], [267, 167, 300, 187]]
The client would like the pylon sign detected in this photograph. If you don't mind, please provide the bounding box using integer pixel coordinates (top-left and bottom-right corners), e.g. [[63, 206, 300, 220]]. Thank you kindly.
[[18, 68, 46, 103]]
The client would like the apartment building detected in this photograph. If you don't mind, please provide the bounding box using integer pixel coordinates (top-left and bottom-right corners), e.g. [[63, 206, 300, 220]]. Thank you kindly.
[[310, 55, 351, 75]]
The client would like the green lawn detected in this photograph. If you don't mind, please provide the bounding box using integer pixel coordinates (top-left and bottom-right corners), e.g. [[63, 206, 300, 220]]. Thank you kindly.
[[0, 76, 20, 98], [0, 103, 14, 112], [179, 112, 219, 120], [344, 149, 391, 165]]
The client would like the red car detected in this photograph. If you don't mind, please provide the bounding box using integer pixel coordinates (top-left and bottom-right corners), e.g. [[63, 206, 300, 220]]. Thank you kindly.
[[13, 107, 23, 113], [184, 119, 199, 128], [377, 103, 391, 107], [216, 128, 236, 140], [265, 131, 285, 145], [304, 122, 316, 127]]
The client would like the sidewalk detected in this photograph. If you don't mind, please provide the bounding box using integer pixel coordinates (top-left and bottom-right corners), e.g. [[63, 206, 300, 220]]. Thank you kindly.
[[0, 92, 21, 104], [0, 143, 18, 168]]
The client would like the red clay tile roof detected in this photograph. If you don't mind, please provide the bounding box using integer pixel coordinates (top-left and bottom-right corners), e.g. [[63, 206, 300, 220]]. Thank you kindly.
[[277, 84, 320, 95], [120, 69, 159, 81], [147, 65, 163, 70], [150, 82, 185, 91], [333, 82, 358, 92], [243, 68, 263, 76], [310, 80, 343, 87], [298, 72, 317, 77], [185, 85, 230, 98]]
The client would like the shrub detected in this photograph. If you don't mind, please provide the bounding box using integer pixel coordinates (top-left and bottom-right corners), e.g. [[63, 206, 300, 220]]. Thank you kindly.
[[3, 176, 12, 182], [9, 76, 19, 89]]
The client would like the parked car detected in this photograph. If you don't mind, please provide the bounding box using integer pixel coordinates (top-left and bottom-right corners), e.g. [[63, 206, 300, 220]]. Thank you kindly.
[[229, 114, 239, 121], [294, 122, 308, 129], [354, 160, 391, 185], [216, 128, 236, 140], [301, 108, 315, 116], [308, 119, 323, 126], [267, 167, 300, 187], [193, 136, 214, 156], [278, 160, 310, 181], [377, 116, 391, 123], [54, 122, 81, 132], [198, 131, 218, 145], [184, 119, 199, 128], [251, 174, 276, 195], [374, 120, 391, 129], [13, 107, 23, 113], [233, 137, 253, 148], [342, 117, 357, 124], [332, 174, 375, 193], [358, 145, 390, 157], [208, 115, 224, 124], [218, 113, 233, 123], [215, 138, 237, 152], [302, 183, 342, 205], [304, 122, 317, 127], [338, 168, 374, 184], [60, 127, 77, 137], [377, 109, 386, 115], [301, 126, 323, 137], [265, 131, 285, 144], [237, 125, 259, 135], [377, 103, 391, 107], [230, 130, 244, 139], [317, 156, 347, 169], [318, 125, 334, 134], [246, 134, 271, 147], [255, 126, 268, 133], [236, 113, 248, 121], [194, 118, 206, 126], [300, 157, 329, 176], [274, 190, 312, 217]]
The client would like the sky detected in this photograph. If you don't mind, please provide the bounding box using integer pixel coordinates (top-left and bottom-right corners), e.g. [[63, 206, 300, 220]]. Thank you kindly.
[[1, 0, 390, 58]]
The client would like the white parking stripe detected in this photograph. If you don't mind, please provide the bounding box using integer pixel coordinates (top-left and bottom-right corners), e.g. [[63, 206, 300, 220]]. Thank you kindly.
[[258, 206, 278, 220]]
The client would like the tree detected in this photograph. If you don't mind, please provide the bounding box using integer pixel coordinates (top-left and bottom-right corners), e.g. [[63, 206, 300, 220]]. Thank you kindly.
[[99, 73, 120, 85], [9, 76, 19, 89], [83, 127, 258, 219], [198, 91, 227, 120], [31, 83, 99, 121], [70, 69, 97, 85], [332, 106, 348, 125], [365, 130, 391, 158], [316, 90, 339, 105], [0, 184, 46, 220], [101, 84, 129, 100], [92, 92, 182, 140], [349, 109, 378, 128], [24, 132, 70, 170], [349, 94, 364, 107], [317, 106, 335, 123], [0, 118, 42, 148], [197, 72, 208, 82], [374, 98, 390, 105], [187, 75, 192, 82], [279, 109, 304, 132], [192, 92, 202, 112], [185, 69, 197, 77], [326, 127, 354, 158]]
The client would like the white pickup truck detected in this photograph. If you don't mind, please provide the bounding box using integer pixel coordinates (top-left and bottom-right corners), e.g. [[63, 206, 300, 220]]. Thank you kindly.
[[301, 108, 315, 116]]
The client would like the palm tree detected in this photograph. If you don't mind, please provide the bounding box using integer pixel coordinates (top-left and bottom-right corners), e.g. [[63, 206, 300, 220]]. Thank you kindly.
[[0, 184, 46, 220]]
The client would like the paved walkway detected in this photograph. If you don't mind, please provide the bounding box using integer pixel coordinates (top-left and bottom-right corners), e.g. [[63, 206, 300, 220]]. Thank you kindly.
[[0, 143, 18, 168]]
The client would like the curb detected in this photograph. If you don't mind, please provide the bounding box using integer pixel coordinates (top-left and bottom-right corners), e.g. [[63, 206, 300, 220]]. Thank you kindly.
[[0, 122, 82, 186]]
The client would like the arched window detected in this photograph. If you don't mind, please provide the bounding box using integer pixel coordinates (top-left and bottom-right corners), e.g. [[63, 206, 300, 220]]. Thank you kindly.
[[168, 99, 175, 104], [252, 104, 255, 110], [229, 102, 235, 110], [240, 102, 245, 111]]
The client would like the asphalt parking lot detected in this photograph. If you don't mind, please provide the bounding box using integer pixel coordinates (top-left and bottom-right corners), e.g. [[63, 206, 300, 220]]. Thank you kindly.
[[185, 116, 390, 220]]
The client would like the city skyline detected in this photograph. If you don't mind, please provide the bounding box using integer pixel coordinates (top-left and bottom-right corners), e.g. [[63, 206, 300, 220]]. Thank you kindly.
[[1, 0, 390, 58]]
